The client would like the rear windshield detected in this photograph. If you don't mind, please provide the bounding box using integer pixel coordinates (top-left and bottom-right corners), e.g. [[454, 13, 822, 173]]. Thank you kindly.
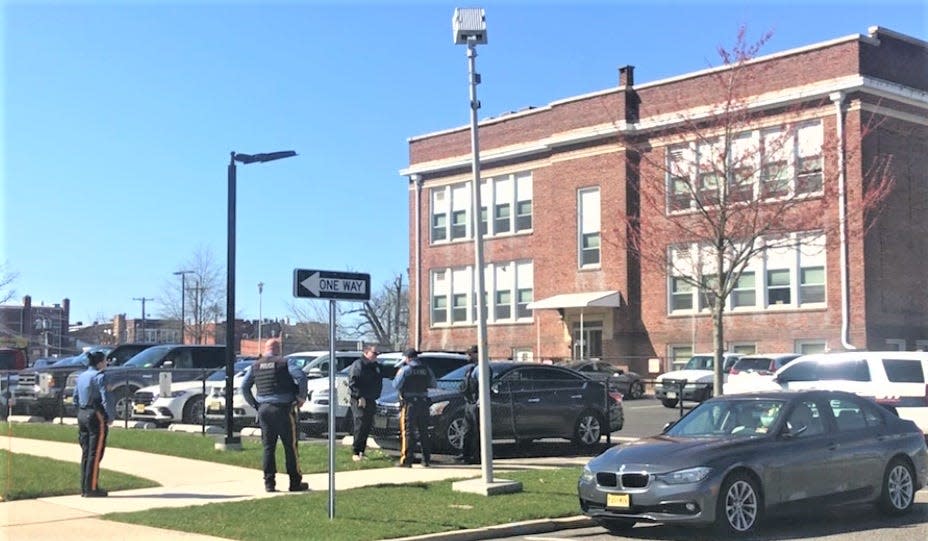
[[684, 355, 714, 370], [735, 358, 773, 372]]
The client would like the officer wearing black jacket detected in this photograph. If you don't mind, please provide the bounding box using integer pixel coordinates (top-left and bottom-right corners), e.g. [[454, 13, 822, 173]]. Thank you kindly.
[[393, 348, 436, 467], [73, 350, 115, 497], [347, 345, 383, 461], [242, 338, 309, 493], [456, 345, 480, 464]]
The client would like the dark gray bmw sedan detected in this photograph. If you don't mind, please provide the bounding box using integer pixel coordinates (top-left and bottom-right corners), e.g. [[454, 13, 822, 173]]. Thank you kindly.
[[578, 389, 928, 536]]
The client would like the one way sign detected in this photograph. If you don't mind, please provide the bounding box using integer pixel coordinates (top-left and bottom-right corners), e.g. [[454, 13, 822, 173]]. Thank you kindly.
[[293, 269, 371, 301]]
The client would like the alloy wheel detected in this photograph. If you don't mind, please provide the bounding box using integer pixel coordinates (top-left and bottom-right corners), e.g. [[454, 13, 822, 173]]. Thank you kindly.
[[724, 479, 758, 532]]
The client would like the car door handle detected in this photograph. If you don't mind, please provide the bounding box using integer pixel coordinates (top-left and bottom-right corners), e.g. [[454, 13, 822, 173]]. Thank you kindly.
[[527, 398, 540, 403], [571, 394, 583, 399]]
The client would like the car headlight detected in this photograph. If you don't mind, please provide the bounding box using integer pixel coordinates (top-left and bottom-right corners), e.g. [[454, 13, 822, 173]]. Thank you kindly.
[[580, 465, 595, 483], [429, 400, 450, 416], [656, 467, 711, 485]]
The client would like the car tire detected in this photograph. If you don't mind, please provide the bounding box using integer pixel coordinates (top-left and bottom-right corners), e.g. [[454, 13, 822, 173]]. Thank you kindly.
[[594, 518, 635, 533], [113, 387, 136, 420], [182, 395, 205, 424], [661, 398, 678, 408], [715, 471, 762, 536], [441, 413, 467, 454], [627, 381, 644, 400], [878, 458, 915, 516], [572, 410, 603, 448]]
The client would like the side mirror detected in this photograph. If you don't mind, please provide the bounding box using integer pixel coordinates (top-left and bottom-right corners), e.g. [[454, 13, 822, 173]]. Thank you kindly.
[[662, 420, 676, 433], [162, 360, 174, 368], [490, 383, 500, 394], [307, 368, 324, 378]]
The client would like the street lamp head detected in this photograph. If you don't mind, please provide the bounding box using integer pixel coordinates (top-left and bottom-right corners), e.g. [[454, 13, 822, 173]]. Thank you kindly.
[[173, 270, 194, 276], [233, 150, 298, 165], [452, 7, 487, 45]]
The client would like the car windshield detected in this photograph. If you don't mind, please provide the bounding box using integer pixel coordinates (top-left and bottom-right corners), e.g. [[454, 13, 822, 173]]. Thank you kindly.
[[122, 345, 172, 368], [683, 355, 714, 370], [735, 358, 773, 372], [666, 398, 786, 437]]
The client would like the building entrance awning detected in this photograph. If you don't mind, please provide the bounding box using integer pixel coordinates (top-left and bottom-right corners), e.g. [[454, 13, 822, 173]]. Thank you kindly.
[[526, 290, 621, 310]]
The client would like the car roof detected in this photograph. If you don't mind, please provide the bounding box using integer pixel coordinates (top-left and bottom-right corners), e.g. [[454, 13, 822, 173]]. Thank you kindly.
[[736, 353, 801, 362]]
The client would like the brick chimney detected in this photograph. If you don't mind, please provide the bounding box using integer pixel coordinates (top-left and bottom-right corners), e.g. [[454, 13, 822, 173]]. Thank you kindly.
[[617, 65, 639, 124], [619, 65, 635, 87]]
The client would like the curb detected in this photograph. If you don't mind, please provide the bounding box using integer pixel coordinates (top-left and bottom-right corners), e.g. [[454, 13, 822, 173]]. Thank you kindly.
[[385, 515, 594, 541]]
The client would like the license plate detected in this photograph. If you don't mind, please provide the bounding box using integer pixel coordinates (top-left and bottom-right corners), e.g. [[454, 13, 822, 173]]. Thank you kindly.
[[666, 391, 677, 399], [373, 416, 387, 429], [606, 492, 630, 509], [134, 403, 146, 413]]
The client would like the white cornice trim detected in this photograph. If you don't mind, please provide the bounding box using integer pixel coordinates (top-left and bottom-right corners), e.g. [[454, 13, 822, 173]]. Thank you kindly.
[[400, 75, 928, 178]]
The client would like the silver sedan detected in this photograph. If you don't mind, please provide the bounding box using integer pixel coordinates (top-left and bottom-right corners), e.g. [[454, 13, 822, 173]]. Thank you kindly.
[[578, 390, 928, 536]]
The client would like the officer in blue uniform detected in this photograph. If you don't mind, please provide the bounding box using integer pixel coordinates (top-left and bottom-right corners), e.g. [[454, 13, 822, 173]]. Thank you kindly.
[[242, 338, 309, 492], [456, 345, 481, 464], [73, 350, 115, 497], [393, 348, 436, 467]]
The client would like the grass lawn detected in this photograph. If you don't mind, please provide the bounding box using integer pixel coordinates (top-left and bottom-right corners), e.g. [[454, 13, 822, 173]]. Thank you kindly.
[[0, 450, 158, 501], [2, 422, 394, 473], [107, 467, 583, 541]]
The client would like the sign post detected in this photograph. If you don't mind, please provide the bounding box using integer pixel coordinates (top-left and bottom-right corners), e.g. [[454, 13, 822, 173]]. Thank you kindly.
[[294, 268, 370, 520]]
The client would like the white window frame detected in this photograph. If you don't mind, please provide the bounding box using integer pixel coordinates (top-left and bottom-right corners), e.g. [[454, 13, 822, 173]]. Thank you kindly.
[[429, 260, 534, 328], [578, 187, 601, 269], [885, 338, 906, 351], [428, 172, 533, 245], [795, 340, 828, 354]]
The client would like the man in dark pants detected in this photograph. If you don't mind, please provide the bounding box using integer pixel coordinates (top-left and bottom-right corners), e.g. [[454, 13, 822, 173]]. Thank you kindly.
[[393, 348, 436, 467], [456, 345, 481, 464], [242, 338, 309, 493], [348, 345, 382, 461], [73, 350, 114, 497]]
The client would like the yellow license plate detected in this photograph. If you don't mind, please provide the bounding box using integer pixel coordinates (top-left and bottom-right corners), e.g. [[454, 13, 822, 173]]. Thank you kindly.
[[206, 401, 223, 412], [606, 492, 630, 509], [666, 391, 677, 399], [134, 403, 146, 413]]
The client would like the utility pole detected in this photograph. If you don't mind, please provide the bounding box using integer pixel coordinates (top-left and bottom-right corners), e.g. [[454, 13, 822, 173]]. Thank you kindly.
[[132, 297, 154, 343]]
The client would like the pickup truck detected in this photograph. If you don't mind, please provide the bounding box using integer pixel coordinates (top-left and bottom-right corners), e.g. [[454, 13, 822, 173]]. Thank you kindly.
[[97, 344, 226, 420], [13, 350, 107, 419]]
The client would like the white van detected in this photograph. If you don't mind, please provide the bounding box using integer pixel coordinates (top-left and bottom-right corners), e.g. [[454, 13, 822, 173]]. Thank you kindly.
[[770, 351, 928, 435]]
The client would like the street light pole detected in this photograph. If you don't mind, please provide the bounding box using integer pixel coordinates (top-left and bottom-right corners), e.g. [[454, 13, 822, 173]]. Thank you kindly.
[[257, 282, 264, 344], [132, 297, 154, 343], [174, 270, 194, 344], [220, 150, 297, 450]]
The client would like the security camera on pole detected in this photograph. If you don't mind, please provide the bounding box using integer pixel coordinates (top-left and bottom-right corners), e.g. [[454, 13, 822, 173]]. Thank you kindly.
[[449, 7, 521, 497]]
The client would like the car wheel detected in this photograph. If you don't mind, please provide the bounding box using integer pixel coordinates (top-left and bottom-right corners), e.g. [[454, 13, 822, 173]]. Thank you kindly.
[[715, 471, 762, 536], [628, 381, 644, 400], [113, 387, 136, 420], [182, 395, 205, 424], [594, 518, 635, 533], [878, 458, 915, 515], [443, 414, 467, 453], [572, 410, 603, 448], [661, 398, 678, 408]]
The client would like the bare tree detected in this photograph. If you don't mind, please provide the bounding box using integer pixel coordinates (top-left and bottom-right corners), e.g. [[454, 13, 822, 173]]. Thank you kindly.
[[617, 27, 894, 395], [158, 246, 225, 344], [0, 262, 18, 305], [344, 273, 409, 350], [287, 299, 336, 349]]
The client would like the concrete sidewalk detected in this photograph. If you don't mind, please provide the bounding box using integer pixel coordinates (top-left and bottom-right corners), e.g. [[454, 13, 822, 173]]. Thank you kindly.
[[1, 435, 587, 540]]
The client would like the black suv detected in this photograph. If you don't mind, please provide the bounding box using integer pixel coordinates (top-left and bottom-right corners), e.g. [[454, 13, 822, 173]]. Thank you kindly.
[[13, 349, 109, 420], [372, 361, 624, 454]]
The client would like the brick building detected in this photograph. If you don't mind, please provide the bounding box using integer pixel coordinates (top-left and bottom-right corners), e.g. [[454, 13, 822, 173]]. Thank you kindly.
[[400, 27, 928, 376], [0, 296, 72, 359]]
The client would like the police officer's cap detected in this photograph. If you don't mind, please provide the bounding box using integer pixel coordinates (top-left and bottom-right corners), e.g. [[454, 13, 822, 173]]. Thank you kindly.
[[403, 348, 420, 358]]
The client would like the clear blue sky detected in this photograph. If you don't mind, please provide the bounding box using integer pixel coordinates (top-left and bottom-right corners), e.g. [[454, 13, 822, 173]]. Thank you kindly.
[[2, 0, 925, 326]]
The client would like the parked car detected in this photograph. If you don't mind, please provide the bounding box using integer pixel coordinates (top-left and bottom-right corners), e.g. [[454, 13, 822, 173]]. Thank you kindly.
[[300, 350, 363, 379], [372, 361, 624, 454], [300, 351, 468, 434], [560, 360, 645, 400], [654, 353, 743, 408], [131, 360, 253, 426], [723, 353, 801, 395], [744, 351, 928, 436], [102, 345, 226, 420], [205, 369, 255, 429], [578, 389, 928, 536], [13, 349, 109, 419]]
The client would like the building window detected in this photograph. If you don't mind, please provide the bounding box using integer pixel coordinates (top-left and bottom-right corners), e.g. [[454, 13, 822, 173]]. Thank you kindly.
[[495, 290, 512, 320], [670, 277, 693, 311], [430, 188, 448, 242], [516, 200, 532, 231], [431, 213, 447, 242], [515, 173, 533, 232], [796, 340, 827, 354], [451, 210, 467, 240], [731, 343, 757, 355], [431, 296, 447, 324], [494, 203, 511, 234], [767, 269, 791, 305], [578, 187, 601, 268], [516, 288, 533, 319], [699, 274, 719, 311], [669, 345, 693, 370], [799, 266, 825, 304], [731, 272, 756, 308], [760, 160, 790, 198], [479, 207, 488, 236], [885, 338, 906, 351], [795, 122, 824, 195], [452, 294, 468, 322]]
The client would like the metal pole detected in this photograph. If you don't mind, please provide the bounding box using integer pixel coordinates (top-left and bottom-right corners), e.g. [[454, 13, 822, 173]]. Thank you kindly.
[[180, 274, 186, 344], [466, 39, 494, 483], [327, 299, 336, 519], [224, 152, 240, 446], [258, 282, 264, 344]]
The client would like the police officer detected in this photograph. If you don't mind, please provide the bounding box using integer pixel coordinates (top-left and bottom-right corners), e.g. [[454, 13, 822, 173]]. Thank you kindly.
[[348, 345, 383, 461], [73, 350, 115, 497], [393, 348, 436, 467], [456, 345, 481, 464], [242, 338, 309, 493]]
